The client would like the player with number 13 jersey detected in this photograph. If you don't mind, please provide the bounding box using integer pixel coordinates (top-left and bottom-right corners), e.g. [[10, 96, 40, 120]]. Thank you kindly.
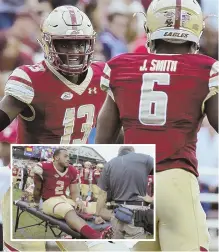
[[0, 6, 106, 144]]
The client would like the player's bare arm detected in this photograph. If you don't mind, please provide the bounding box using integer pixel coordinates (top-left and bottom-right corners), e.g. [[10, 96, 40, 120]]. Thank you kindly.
[[69, 183, 80, 202], [95, 95, 121, 143], [33, 174, 43, 204], [69, 183, 85, 212], [0, 95, 27, 131], [204, 93, 218, 133], [95, 189, 107, 216]]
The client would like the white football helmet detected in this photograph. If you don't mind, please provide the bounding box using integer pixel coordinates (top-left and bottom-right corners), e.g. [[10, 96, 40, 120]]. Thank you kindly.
[[39, 5, 96, 74], [84, 161, 92, 168], [96, 163, 104, 170], [145, 0, 205, 53]]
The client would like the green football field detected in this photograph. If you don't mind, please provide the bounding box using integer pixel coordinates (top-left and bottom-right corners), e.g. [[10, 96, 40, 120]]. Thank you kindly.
[[12, 189, 61, 239]]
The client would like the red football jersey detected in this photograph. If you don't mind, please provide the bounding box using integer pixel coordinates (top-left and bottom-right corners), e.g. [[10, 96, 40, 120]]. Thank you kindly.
[[101, 53, 218, 176], [92, 169, 101, 185], [12, 167, 18, 177], [5, 60, 106, 144], [80, 168, 93, 185], [39, 162, 78, 200]]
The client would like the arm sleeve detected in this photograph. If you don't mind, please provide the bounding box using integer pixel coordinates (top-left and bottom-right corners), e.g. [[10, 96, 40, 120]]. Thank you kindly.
[[97, 163, 109, 192], [4, 67, 34, 104], [202, 61, 219, 113]]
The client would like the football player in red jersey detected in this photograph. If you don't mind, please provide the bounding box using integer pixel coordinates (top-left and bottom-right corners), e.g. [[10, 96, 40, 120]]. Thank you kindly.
[[32, 148, 106, 239], [80, 161, 93, 199], [92, 163, 104, 200], [96, 0, 218, 251], [0, 5, 106, 144]]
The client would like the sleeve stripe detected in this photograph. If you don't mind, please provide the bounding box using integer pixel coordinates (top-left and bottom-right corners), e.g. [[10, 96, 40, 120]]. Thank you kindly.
[[103, 63, 111, 78], [9, 76, 32, 86], [5, 80, 34, 104], [10, 68, 32, 82], [210, 72, 218, 79], [100, 76, 110, 90]]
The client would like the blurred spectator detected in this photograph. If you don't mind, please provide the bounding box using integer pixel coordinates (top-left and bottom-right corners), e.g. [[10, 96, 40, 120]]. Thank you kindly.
[[0, 1, 52, 73], [131, 34, 148, 53], [0, 0, 25, 29], [201, 0, 218, 31], [199, 0, 218, 59], [122, 0, 145, 40], [47, 0, 79, 9], [197, 118, 218, 175], [98, 1, 129, 60], [197, 117, 218, 214], [141, 0, 152, 10], [93, 40, 106, 61]]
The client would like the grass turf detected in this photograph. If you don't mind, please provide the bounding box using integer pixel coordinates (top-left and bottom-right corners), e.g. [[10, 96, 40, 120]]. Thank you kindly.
[[12, 188, 61, 239]]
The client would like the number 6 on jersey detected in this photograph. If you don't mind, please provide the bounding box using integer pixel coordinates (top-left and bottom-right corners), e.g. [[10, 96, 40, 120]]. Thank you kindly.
[[139, 73, 170, 126]]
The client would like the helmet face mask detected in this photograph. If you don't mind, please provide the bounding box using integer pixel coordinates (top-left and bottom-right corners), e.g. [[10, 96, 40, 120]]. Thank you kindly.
[[39, 6, 96, 75], [145, 0, 205, 54]]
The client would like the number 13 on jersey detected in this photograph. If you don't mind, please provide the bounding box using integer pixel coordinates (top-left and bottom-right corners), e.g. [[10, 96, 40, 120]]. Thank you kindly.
[[139, 73, 170, 126], [61, 104, 95, 144]]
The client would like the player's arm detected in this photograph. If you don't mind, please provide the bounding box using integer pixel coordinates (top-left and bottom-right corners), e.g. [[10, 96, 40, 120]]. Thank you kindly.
[[96, 162, 109, 216], [33, 174, 43, 204], [203, 61, 218, 133], [95, 94, 122, 143], [204, 94, 218, 132], [69, 183, 85, 212], [0, 95, 27, 131], [69, 167, 81, 201], [69, 183, 80, 202], [0, 66, 35, 131], [32, 163, 43, 204]]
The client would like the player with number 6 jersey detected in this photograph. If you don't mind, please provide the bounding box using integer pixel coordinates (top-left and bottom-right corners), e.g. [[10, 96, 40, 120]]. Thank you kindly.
[[96, 0, 218, 250], [98, 52, 218, 176], [0, 5, 106, 144]]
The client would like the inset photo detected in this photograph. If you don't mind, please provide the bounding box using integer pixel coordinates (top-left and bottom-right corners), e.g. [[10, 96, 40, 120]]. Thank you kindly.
[[11, 144, 155, 240]]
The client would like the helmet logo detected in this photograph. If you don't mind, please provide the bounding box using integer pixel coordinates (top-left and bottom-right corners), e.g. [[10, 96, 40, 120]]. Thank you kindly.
[[182, 12, 191, 27]]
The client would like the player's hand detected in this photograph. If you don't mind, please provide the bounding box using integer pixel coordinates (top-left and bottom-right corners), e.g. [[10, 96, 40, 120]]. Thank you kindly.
[[75, 200, 86, 213], [138, 194, 153, 203], [94, 216, 105, 225]]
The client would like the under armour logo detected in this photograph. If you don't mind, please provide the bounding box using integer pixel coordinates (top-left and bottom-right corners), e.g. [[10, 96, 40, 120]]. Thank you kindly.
[[88, 87, 97, 94]]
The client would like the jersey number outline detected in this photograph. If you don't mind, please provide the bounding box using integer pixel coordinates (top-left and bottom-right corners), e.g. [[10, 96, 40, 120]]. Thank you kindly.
[[139, 73, 170, 126], [61, 104, 95, 144], [55, 180, 65, 195]]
